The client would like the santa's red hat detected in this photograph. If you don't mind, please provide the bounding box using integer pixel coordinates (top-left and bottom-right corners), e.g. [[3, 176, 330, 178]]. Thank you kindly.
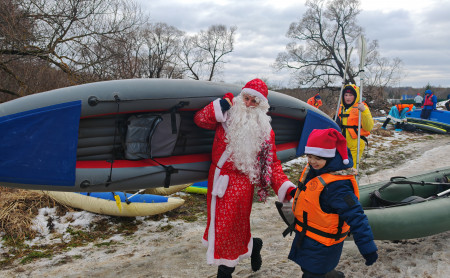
[[241, 78, 268, 103], [305, 128, 350, 165]]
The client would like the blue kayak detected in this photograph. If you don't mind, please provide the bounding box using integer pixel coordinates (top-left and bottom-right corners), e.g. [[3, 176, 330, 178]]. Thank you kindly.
[[406, 109, 450, 132]]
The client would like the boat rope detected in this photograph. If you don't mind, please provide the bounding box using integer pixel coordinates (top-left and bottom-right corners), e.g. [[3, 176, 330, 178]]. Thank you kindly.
[[106, 95, 121, 187], [384, 176, 450, 188], [79, 167, 209, 189], [88, 95, 218, 105], [147, 157, 178, 188], [369, 176, 450, 207], [86, 94, 304, 113]]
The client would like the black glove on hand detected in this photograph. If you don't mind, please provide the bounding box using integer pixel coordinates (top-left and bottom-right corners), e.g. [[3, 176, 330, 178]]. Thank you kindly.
[[362, 251, 378, 266], [289, 188, 297, 198], [219, 98, 231, 111]]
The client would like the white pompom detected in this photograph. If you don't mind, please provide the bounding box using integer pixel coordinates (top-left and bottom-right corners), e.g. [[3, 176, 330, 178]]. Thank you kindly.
[[343, 159, 349, 165]]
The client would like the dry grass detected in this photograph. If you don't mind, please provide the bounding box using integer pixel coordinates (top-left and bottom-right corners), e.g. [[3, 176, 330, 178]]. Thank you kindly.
[[0, 188, 72, 243]]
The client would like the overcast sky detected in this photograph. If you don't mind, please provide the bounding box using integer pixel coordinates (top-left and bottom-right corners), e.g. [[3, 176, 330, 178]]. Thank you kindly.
[[138, 0, 450, 88]]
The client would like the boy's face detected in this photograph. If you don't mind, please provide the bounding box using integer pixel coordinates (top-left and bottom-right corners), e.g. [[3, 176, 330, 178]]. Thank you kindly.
[[307, 154, 327, 170], [344, 92, 355, 105]]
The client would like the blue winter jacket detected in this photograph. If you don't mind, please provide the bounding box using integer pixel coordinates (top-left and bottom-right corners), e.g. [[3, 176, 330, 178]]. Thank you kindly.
[[288, 149, 377, 274]]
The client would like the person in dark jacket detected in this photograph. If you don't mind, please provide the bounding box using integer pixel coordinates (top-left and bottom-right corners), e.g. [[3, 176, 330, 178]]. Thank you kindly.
[[286, 129, 378, 278]]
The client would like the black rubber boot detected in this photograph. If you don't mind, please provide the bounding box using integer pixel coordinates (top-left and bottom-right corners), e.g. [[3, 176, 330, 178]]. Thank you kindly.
[[325, 269, 345, 278], [251, 237, 263, 272], [217, 265, 235, 278], [382, 118, 391, 129]]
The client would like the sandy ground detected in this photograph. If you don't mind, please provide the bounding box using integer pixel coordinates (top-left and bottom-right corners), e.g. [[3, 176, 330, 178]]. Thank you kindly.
[[1, 135, 450, 278]]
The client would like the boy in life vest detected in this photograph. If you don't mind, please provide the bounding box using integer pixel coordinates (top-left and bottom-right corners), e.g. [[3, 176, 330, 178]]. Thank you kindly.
[[420, 89, 437, 119], [336, 84, 374, 168], [381, 104, 415, 131], [307, 93, 323, 109], [286, 128, 378, 278]]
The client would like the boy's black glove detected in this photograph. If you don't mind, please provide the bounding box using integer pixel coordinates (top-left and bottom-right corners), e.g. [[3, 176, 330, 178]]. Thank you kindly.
[[362, 251, 378, 266], [289, 188, 297, 198]]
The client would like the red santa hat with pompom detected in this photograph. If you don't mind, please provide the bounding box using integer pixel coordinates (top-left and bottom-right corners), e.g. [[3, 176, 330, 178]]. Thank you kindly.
[[305, 128, 350, 165], [241, 78, 268, 103]]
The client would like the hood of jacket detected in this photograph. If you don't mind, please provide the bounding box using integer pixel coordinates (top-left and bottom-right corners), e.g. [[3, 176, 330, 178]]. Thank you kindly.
[[342, 84, 360, 109]]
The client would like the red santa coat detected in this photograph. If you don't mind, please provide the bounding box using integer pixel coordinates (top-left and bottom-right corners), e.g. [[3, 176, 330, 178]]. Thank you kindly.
[[194, 99, 295, 267]]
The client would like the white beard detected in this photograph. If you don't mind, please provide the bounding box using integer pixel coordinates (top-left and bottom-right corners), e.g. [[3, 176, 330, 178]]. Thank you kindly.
[[225, 95, 272, 184]]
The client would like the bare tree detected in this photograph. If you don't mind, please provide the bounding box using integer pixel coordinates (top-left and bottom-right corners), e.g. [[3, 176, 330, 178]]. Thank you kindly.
[[0, 0, 145, 97], [178, 35, 204, 80], [81, 28, 146, 81], [273, 0, 402, 97], [141, 22, 184, 79], [179, 24, 236, 81]]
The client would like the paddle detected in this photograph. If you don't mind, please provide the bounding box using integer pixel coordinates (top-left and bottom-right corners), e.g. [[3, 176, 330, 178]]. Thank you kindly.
[[112, 192, 123, 212], [334, 47, 353, 121], [124, 189, 146, 204], [356, 35, 367, 174], [437, 188, 450, 197]]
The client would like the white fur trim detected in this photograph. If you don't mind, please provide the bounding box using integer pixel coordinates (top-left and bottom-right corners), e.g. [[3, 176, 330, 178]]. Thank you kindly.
[[241, 88, 268, 103], [212, 175, 229, 198], [277, 181, 296, 202], [205, 149, 232, 266], [304, 146, 335, 158], [204, 237, 253, 267], [213, 98, 228, 123]]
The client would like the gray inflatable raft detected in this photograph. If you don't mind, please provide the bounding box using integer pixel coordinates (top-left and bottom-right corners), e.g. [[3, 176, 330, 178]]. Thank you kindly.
[[0, 79, 339, 192]]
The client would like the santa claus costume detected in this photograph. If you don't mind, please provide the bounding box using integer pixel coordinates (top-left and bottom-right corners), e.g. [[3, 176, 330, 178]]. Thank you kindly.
[[194, 79, 296, 273]]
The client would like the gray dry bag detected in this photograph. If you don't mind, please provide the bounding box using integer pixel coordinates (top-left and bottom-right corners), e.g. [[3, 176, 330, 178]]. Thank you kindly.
[[124, 113, 180, 160]]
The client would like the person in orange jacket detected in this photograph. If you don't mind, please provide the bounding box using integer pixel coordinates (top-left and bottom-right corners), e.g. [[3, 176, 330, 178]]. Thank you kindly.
[[307, 93, 323, 109], [336, 84, 374, 168], [381, 104, 415, 131]]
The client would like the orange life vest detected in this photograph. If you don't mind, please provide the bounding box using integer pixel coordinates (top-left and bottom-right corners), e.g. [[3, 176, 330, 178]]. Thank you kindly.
[[291, 167, 360, 246], [307, 97, 322, 108], [395, 104, 414, 113], [339, 104, 371, 139]]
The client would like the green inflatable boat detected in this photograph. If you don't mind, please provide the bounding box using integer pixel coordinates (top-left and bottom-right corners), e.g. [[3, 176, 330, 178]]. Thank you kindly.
[[276, 167, 450, 240], [359, 167, 450, 240]]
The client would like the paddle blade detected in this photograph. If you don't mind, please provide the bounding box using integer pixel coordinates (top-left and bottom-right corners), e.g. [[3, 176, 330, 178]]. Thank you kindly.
[[357, 35, 367, 70], [114, 194, 122, 212]]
